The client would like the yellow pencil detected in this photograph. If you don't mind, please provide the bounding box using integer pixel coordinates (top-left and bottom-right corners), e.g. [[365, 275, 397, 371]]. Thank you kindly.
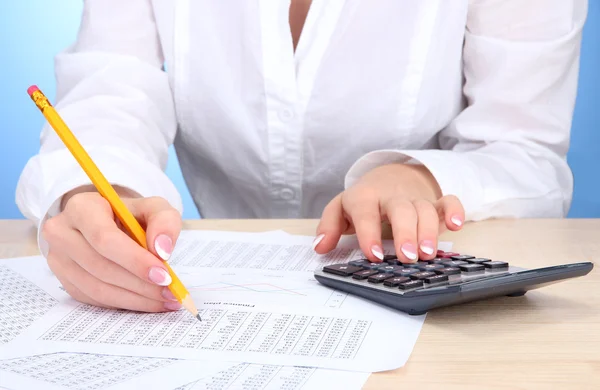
[[27, 85, 201, 322]]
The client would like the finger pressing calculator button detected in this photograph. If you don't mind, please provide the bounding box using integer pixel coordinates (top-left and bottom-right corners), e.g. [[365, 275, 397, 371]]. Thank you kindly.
[[458, 264, 485, 273], [323, 264, 363, 276], [483, 261, 509, 269], [424, 274, 449, 284], [442, 260, 468, 267], [451, 255, 475, 261], [399, 280, 424, 290], [383, 276, 411, 287], [368, 273, 394, 283], [434, 267, 461, 275], [409, 271, 436, 280], [352, 270, 379, 280], [349, 259, 379, 269], [438, 252, 459, 258], [465, 258, 491, 264], [393, 268, 419, 277]]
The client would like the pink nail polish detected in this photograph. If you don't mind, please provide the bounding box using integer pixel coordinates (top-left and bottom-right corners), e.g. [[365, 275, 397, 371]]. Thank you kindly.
[[401, 243, 418, 261], [451, 216, 463, 227], [162, 288, 179, 302], [155, 234, 173, 261], [148, 267, 172, 286], [312, 234, 325, 250], [371, 245, 384, 261], [164, 301, 182, 311], [420, 240, 435, 255]]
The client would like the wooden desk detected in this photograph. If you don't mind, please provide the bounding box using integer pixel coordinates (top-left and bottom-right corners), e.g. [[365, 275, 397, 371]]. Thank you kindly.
[[1, 218, 599, 389]]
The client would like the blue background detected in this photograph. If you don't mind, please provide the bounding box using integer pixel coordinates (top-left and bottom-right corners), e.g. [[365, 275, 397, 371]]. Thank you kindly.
[[1, 1, 599, 220]]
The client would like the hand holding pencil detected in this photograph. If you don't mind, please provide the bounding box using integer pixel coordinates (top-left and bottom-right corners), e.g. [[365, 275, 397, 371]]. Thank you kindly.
[[27, 86, 201, 321]]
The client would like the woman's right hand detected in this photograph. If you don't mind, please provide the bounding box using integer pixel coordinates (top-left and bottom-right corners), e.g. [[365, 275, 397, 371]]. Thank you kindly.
[[42, 188, 183, 313]]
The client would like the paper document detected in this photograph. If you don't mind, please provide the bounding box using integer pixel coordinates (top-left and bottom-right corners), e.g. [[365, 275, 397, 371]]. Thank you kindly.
[[0, 352, 230, 390], [175, 363, 370, 390], [171, 230, 452, 274]]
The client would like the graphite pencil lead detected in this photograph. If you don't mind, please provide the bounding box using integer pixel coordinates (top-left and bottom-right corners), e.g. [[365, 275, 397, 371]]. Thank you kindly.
[[196, 313, 202, 322]]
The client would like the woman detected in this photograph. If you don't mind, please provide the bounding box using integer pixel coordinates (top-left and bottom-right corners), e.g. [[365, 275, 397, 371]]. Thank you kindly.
[[16, 0, 587, 313]]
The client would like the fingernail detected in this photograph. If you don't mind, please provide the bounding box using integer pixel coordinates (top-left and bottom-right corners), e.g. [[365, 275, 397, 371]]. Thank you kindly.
[[164, 301, 181, 311], [149, 267, 172, 286], [155, 234, 173, 261], [162, 288, 179, 302], [451, 216, 463, 227], [420, 240, 435, 255], [401, 243, 418, 261], [312, 234, 325, 250], [371, 245, 384, 261]]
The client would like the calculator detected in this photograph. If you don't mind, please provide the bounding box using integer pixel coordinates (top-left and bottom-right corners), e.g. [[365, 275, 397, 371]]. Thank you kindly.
[[314, 250, 594, 315]]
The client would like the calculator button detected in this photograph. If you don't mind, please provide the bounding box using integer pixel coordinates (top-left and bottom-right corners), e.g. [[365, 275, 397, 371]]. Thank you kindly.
[[434, 267, 461, 275], [323, 264, 363, 276], [418, 263, 444, 272], [383, 255, 398, 261], [349, 259, 371, 267], [451, 255, 475, 261], [424, 274, 449, 284], [385, 258, 401, 265], [399, 280, 424, 290], [368, 273, 394, 283], [383, 276, 411, 287], [393, 268, 420, 277], [401, 263, 421, 269], [352, 270, 379, 280], [459, 264, 485, 273], [376, 264, 403, 273], [438, 252, 459, 258], [442, 260, 468, 267], [483, 261, 509, 269], [465, 258, 491, 264], [409, 271, 436, 280]]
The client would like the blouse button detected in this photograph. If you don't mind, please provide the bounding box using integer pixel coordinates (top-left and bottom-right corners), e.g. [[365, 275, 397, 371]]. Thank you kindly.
[[280, 188, 295, 201]]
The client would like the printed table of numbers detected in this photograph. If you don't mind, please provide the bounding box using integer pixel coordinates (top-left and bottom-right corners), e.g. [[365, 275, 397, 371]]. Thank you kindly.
[[39, 305, 371, 359], [0, 266, 58, 344]]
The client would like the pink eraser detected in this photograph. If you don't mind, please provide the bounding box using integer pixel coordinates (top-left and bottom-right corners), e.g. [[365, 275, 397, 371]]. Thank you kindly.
[[27, 85, 40, 96]]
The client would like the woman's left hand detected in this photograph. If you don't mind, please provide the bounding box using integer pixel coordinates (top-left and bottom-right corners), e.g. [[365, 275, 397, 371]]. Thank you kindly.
[[312, 163, 465, 264]]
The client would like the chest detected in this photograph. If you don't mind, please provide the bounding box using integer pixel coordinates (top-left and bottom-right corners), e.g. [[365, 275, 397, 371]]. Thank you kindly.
[[153, 0, 468, 139]]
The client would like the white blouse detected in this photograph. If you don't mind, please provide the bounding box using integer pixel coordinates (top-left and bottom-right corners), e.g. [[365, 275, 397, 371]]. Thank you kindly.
[[16, 0, 587, 232]]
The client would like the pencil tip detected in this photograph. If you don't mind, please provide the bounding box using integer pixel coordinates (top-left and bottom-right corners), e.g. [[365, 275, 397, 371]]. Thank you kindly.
[[196, 314, 202, 322]]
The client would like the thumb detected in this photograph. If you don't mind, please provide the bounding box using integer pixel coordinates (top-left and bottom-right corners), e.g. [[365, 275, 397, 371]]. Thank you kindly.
[[126, 197, 182, 261]]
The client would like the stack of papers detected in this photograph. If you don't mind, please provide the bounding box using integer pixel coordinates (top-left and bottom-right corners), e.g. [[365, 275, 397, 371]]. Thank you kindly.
[[0, 229, 450, 389]]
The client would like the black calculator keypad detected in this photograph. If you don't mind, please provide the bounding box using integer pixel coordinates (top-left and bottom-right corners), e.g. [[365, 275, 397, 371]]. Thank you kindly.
[[398, 280, 424, 290], [435, 267, 461, 275], [393, 268, 419, 277], [424, 274, 449, 284], [323, 264, 363, 276], [458, 263, 485, 273], [484, 261, 509, 269], [383, 276, 411, 287], [352, 270, 379, 280], [319, 251, 511, 294], [368, 273, 394, 283], [409, 271, 436, 280], [442, 260, 468, 267]]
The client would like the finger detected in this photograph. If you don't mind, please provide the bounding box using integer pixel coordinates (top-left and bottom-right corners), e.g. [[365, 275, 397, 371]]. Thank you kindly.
[[48, 250, 180, 313], [435, 195, 465, 232], [346, 198, 384, 263], [313, 194, 350, 254], [383, 198, 418, 263], [127, 197, 182, 262], [47, 250, 111, 309], [57, 227, 175, 303], [413, 200, 439, 260], [63, 193, 171, 287]]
